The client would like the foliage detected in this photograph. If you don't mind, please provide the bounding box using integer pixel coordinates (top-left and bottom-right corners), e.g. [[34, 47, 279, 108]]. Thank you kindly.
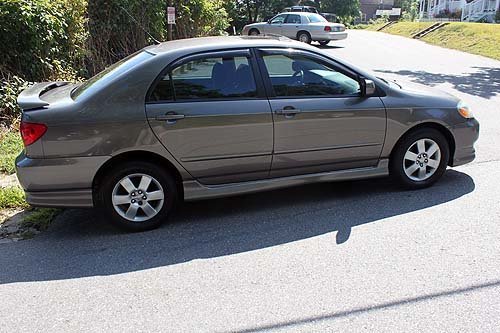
[[22, 208, 61, 231], [0, 129, 23, 174], [320, 0, 360, 24], [173, 0, 230, 38], [495, 10, 500, 23], [0, 76, 31, 128], [86, 0, 165, 76], [401, 0, 419, 21], [0, 0, 87, 81], [435, 9, 462, 19], [0, 186, 28, 209]]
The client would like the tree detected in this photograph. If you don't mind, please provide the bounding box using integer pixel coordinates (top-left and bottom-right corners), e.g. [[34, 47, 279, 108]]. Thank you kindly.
[[320, 0, 360, 24], [172, 0, 229, 39]]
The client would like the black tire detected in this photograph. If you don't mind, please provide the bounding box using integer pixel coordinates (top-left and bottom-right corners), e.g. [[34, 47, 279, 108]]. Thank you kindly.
[[248, 28, 260, 36], [319, 40, 330, 46], [390, 128, 450, 190], [95, 161, 178, 231], [297, 31, 312, 44]]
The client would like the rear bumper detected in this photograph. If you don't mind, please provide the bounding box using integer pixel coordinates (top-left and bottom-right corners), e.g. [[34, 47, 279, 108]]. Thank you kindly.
[[450, 118, 480, 167], [15, 153, 107, 208], [313, 31, 348, 41], [26, 189, 93, 208]]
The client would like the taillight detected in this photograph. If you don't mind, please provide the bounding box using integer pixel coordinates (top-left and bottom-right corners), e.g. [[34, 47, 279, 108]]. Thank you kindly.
[[20, 121, 47, 146], [324, 26, 332, 32]]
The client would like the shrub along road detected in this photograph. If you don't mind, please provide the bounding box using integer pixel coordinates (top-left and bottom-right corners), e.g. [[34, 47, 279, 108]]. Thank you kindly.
[[1, 31, 499, 332]]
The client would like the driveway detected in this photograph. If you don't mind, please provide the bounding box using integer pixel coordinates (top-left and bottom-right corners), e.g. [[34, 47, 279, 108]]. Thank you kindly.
[[1, 30, 500, 332]]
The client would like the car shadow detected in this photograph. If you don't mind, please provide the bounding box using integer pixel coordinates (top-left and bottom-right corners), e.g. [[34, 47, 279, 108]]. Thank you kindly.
[[375, 67, 500, 99], [0, 170, 475, 284], [315, 44, 344, 49]]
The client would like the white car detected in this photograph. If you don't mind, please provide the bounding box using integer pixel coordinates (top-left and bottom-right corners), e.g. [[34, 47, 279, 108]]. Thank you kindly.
[[242, 12, 347, 45]]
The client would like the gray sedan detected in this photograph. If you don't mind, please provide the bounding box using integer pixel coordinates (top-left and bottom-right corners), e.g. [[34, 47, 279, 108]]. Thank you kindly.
[[242, 12, 347, 45], [16, 36, 479, 231]]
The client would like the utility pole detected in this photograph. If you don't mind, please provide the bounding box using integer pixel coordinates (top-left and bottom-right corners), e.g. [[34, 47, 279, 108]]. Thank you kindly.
[[167, 0, 173, 41]]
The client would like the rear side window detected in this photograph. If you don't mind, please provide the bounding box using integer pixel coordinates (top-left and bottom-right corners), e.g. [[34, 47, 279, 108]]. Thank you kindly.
[[149, 56, 257, 102]]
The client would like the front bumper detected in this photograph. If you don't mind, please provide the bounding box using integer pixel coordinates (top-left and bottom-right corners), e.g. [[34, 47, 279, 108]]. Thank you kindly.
[[450, 118, 480, 167], [15, 153, 109, 208]]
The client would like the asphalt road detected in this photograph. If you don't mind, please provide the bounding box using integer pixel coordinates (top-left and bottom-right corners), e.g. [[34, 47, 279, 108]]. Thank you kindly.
[[1, 31, 500, 332]]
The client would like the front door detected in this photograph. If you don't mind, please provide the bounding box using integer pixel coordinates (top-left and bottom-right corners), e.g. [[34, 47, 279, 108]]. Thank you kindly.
[[146, 50, 273, 185], [257, 49, 387, 177], [265, 14, 286, 35]]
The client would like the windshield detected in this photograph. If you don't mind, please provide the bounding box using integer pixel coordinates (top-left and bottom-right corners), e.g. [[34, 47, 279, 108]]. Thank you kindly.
[[306, 14, 327, 23], [72, 51, 153, 100]]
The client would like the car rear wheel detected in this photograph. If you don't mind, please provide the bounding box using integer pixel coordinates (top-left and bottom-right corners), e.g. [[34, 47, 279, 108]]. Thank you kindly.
[[390, 128, 450, 189], [297, 31, 312, 44], [96, 161, 178, 231], [319, 40, 329, 46]]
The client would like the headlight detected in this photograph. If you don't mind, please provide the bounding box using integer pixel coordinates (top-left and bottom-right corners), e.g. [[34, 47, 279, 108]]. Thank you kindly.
[[457, 101, 474, 119]]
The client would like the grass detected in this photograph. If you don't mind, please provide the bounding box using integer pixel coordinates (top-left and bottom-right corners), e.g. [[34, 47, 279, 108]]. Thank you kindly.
[[22, 208, 61, 232], [0, 186, 28, 209], [422, 22, 500, 61], [377, 21, 500, 61], [0, 130, 23, 174], [382, 21, 436, 37]]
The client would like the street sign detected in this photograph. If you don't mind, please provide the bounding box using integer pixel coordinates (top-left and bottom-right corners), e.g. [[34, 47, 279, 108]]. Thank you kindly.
[[167, 7, 175, 25]]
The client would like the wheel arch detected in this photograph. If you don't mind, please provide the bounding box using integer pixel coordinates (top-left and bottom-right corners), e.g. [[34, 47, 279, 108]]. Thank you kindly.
[[296, 30, 311, 40], [248, 28, 260, 35], [389, 122, 456, 166], [92, 150, 185, 201]]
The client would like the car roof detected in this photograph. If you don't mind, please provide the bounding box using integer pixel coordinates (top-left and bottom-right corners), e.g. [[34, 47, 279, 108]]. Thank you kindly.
[[145, 35, 316, 55]]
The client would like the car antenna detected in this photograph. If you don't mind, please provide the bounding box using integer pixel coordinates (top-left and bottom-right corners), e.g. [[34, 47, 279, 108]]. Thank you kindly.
[[117, 4, 162, 45]]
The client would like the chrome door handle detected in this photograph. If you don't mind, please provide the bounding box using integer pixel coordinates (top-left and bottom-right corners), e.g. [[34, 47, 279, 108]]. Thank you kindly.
[[155, 113, 185, 121]]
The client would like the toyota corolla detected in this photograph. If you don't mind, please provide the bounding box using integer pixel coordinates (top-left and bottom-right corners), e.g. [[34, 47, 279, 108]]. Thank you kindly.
[[15, 36, 479, 231]]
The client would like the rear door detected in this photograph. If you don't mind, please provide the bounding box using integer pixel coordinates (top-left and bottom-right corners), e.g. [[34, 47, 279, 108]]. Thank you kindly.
[[146, 49, 273, 185], [257, 49, 387, 178]]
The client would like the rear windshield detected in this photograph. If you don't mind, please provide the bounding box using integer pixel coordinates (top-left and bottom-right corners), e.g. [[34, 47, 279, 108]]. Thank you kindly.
[[306, 14, 327, 23], [72, 51, 152, 100]]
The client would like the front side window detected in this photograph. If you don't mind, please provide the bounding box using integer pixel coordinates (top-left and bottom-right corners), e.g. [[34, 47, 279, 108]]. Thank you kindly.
[[262, 53, 360, 97], [285, 14, 301, 24], [270, 14, 286, 24], [149, 55, 257, 102]]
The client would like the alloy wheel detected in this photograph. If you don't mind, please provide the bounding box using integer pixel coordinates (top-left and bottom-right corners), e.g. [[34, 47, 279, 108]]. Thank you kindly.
[[111, 173, 165, 222], [403, 138, 441, 181]]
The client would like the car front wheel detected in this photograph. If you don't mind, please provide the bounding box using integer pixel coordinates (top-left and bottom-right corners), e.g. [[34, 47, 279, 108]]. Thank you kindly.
[[96, 161, 178, 231], [390, 128, 450, 189]]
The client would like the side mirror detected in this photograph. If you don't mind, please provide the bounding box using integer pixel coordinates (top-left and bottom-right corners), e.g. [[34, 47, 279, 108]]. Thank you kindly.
[[360, 78, 376, 96]]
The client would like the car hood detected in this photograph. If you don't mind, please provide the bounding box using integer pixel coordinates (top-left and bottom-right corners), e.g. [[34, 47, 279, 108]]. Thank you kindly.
[[398, 80, 459, 102], [382, 78, 460, 108], [244, 22, 268, 28]]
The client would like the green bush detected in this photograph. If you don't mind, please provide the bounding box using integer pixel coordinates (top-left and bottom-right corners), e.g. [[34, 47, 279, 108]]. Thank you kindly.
[[0, 129, 23, 174], [0, 76, 30, 127], [0, 186, 28, 209], [0, 0, 87, 82]]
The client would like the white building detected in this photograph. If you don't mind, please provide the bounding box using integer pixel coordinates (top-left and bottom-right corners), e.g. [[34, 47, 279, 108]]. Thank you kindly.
[[419, 0, 499, 22]]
